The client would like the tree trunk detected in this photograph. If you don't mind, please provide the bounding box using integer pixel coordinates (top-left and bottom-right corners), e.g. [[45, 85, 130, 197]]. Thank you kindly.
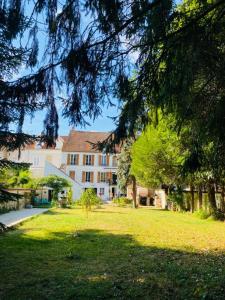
[[221, 186, 225, 213], [186, 195, 191, 211], [198, 184, 203, 210], [131, 175, 138, 208], [207, 179, 217, 214], [190, 184, 195, 213]]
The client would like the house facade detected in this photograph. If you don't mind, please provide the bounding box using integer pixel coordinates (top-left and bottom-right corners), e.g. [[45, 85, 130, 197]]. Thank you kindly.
[[60, 130, 119, 201], [2, 130, 120, 201]]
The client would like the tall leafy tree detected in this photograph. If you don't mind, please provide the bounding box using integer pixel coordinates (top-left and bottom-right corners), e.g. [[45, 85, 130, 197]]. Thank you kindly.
[[131, 115, 184, 188]]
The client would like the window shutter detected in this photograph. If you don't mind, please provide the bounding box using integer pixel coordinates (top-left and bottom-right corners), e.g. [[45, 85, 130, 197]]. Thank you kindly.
[[69, 171, 75, 180], [113, 155, 117, 166], [82, 171, 85, 182], [76, 154, 79, 165], [106, 155, 110, 166], [67, 154, 70, 165], [83, 155, 86, 165], [98, 155, 101, 166], [97, 172, 100, 183], [90, 172, 94, 183], [92, 155, 95, 165], [107, 172, 112, 181]]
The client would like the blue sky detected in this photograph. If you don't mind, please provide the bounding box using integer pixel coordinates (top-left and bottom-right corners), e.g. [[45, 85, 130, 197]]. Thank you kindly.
[[23, 104, 119, 136]]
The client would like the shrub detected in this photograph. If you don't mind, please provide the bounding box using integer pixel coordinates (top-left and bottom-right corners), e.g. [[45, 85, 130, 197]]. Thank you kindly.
[[209, 209, 225, 221], [168, 187, 185, 211], [77, 189, 102, 213], [193, 209, 210, 220], [67, 188, 73, 206], [113, 197, 132, 206]]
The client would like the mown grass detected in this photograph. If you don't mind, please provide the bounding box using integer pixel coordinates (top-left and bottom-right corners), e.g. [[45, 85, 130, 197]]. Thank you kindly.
[[0, 206, 225, 299]]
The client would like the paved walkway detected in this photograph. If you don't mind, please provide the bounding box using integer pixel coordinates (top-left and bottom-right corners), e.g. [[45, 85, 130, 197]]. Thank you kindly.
[[0, 208, 49, 227]]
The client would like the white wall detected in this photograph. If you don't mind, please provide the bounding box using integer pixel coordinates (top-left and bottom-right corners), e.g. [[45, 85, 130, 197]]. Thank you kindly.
[[9, 149, 62, 177], [44, 161, 83, 200], [155, 189, 167, 209], [4, 145, 120, 202], [62, 152, 119, 201]]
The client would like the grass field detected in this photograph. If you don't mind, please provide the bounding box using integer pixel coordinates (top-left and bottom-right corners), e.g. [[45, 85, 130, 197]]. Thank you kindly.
[[0, 206, 225, 299]]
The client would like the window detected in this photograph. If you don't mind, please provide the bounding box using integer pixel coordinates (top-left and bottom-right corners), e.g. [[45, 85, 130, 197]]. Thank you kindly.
[[68, 154, 79, 165], [99, 188, 104, 195], [82, 171, 94, 182], [69, 171, 75, 180], [101, 155, 107, 166], [98, 172, 108, 183], [33, 157, 39, 166], [99, 155, 109, 166], [112, 173, 117, 185], [100, 172, 106, 182], [85, 172, 91, 182], [112, 156, 117, 167], [86, 155, 92, 165]]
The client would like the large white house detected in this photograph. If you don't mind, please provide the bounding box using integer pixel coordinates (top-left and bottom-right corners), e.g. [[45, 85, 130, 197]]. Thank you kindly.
[[1, 130, 120, 201]]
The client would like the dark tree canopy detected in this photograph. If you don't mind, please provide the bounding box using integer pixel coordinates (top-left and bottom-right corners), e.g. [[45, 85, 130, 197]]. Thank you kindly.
[[0, 0, 225, 154]]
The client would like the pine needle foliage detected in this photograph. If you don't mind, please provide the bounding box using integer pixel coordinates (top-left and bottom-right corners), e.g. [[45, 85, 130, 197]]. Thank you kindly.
[[1, 0, 225, 181], [2, 0, 224, 147]]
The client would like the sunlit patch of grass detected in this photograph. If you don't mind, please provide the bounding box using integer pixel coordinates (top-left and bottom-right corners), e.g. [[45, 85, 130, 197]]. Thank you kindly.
[[0, 206, 225, 299]]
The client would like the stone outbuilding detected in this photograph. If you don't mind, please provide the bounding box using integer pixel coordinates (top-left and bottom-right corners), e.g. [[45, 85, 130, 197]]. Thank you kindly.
[[127, 185, 167, 209]]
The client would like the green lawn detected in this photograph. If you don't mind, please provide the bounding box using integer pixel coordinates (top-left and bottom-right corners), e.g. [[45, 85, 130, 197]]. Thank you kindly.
[[0, 206, 225, 300]]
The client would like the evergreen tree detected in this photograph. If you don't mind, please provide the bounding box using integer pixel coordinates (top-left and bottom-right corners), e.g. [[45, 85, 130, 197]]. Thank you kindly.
[[2, 0, 224, 149], [117, 139, 138, 208]]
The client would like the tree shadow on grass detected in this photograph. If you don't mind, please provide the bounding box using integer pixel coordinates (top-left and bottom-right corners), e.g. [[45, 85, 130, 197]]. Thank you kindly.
[[0, 229, 224, 300], [92, 210, 127, 214]]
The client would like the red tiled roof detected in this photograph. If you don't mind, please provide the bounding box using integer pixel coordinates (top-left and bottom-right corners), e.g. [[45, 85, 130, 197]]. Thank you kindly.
[[62, 130, 119, 153]]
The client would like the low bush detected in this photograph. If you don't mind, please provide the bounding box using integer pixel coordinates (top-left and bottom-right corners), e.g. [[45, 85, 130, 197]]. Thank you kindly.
[[113, 197, 132, 206], [33, 203, 52, 209], [193, 209, 210, 220], [194, 209, 225, 221]]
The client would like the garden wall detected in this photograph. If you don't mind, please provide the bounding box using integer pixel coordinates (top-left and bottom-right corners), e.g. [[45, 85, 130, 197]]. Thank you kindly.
[[0, 189, 32, 213], [0, 198, 27, 213]]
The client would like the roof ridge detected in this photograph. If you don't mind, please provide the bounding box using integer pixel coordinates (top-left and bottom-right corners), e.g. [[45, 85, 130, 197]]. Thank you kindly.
[[70, 129, 110, 134]]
